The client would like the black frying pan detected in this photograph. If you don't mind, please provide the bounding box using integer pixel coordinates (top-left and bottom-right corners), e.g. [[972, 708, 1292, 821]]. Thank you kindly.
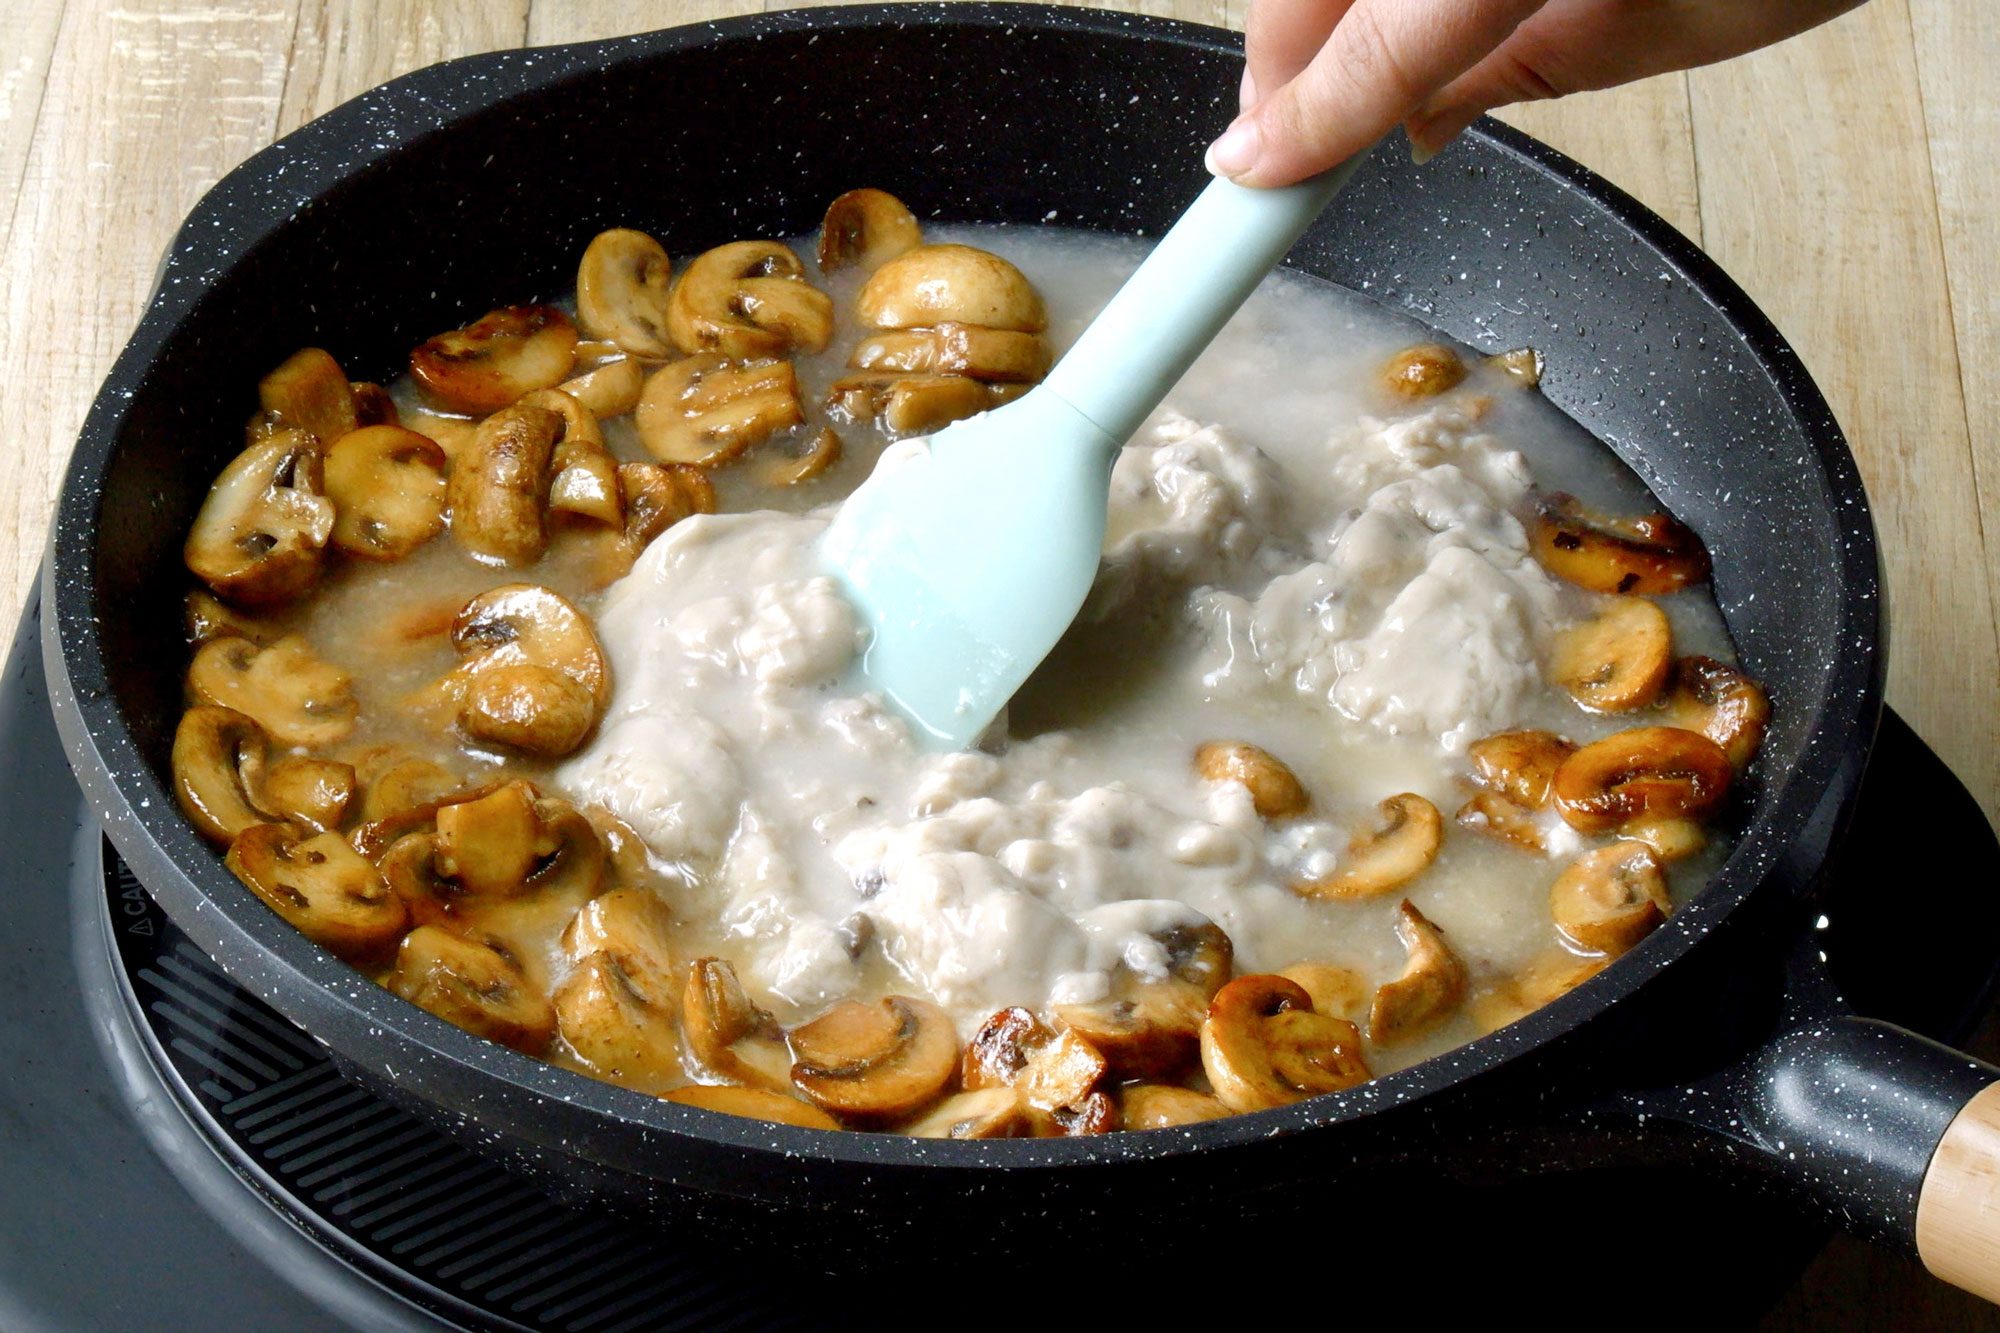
[[42, 2, 2000, 1300]]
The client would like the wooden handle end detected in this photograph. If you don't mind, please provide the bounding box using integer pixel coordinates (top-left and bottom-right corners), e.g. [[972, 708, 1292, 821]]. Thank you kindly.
[[1918, 1081, 2000, 1302]]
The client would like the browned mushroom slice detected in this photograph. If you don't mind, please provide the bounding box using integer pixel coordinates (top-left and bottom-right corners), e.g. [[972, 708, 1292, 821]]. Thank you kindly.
[[556, 950, 681, 1091], [1200, 974, 1372, 1112], [1378, 343, 1467, 399], [849, 323, 1053, 383], [518, 388, 623, 530], [389, 925, 555, 1053], [1666, 655, 1771, 771], [448, 582, 610, 709], [1193, 740, 1309, 819], [446, 402, 562, 565], [826, 373, 994, 437], [184, 589, 276, 646], [790, 996, 958, 1121], [184, 429, 334, 608], [187, 634, 356, 748], [755, 427, 843, 488], [1468, 729, 1576, 807], [259, 757, 357, 835], [576, 228, 675, 358], [1295, 794, 1443, 901], [636, 355, 803, 466], [350, 381, 400, 428], [1276, 961, 1369, 1023], [257, 347, 358, 446], [1471, 948, 1609, 1033], [664, 1084, 842, 1130], [432, 781, 605, 904], [1118, 1084, 1231, 1130], [226, 822, 407, 960], [1053, 918, 1233, 1080], [818, 188, 924, 273], [857, 244, 1047, 332], [1551, 725, 1732, 835], [1549, 596, 1673, 713], [666, 240, 833, 357], [410, 304, 579, 415], [323, 424, 448, 560], [1483, 347, 1542, 388], [1623, 814, 1708, 864], [900, 1087, 1036, 1140], [1551, 840, 1670, 956], [172, 707, 274, 844], [1368, 901, 1470, 1044], [619, 461, 717, 552], [352, 748, 463, 824], [682, 957, 793, 1092], [460, 664, 599, 756], [558, 356, 646, 419], [960, 1007, 1115, 1136], [1531, 492, 1712, 596]]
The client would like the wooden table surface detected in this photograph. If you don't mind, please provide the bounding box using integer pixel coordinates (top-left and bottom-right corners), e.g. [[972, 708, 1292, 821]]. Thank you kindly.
[[2, 0, 1995, 1325]]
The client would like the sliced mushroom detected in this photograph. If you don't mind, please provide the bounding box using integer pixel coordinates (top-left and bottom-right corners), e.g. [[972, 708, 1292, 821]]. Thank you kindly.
[[1368, 901, 1470, 1044], [556, 951, 681, 1092], [172, 706, 272, 844], [1193, 740, 1309, 819], [323, 425, 449, 560], [446, 402, 562, 565], [1471, 949, 1608, 1033], [410, 304, 579, 415], [1276, 961, 1369, 1023], [613, 457, 710, 544], [1623, 814, 1708, 863], [1551, 725, 1732, 835], [900, 1087, 1036, 1140], [857, 244, 1046, 333], [187, 634, 356, 748], [849, 323, 1052, 382], [635, 355, 804, 466], [584, 805, 669, 892], [666, 240, 833, 357], [257, 347, 357, 446], [1551, 840, 1670, 956], [184, 589, 276, 646], [432, 781, 605, 902], [1483, 347, 1542, 388], [1294, 794, 1443, 901], [350, 381, 400, 428], [1455, 729, 1578, 853], [960, 1008, 1115, 1135], [1378, 343, 1467, 399], [818, 188, 924, 273], [755, 427, 842, 488], [826, 373, 995, 437], [389, 925, 555, 1053], [258, 757, 357, 835], [353, 748, 462, 824], [1454, 790, 1551, 853], [789, 996, 958, 1121], [1666, 655, 1771, 771], [444, 583, 610, 712], [226, 822, 407, 960], [557, 355, 646, 419], [460, 664, 598, 757], [576, 228, 674, 358], [1549, 596, 1672, 712], [1118, 1084, 1231, 1130], [681, 957, 793, 1092], [183, 429, 334, 608], [1053, 917, 1233, 1080], [1200, 974, 1372, 1113], [1531, 492, 1712, 596], [518, 388, 623, 530], [663, 1084, 842, 1130]]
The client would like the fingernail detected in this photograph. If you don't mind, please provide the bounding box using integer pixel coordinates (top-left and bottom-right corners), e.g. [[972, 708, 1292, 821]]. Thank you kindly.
[[1238, 66, 1258, 113], [1410, 140, 1438, 166], [1205, 117, 1262, 179]]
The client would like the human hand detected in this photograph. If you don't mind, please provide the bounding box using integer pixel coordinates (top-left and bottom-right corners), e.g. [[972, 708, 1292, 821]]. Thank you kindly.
[[1210, 0, 1864, 186]]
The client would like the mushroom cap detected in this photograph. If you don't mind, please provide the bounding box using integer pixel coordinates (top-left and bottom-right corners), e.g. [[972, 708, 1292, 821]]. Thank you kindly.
[[257, 756, 356, 835], [459, 663, 598, 757], [1531, 492, 1712, 596], [900, 1087, 1036, 1140], [618, 461, 717, 553], [1549, 595, 1673, 713], [1467, 729, 1576, 808], [790, 996, 958, 1121], [1550, 840, 1671, 955], [576, 228, 675, 359], [410, 304, 579, 415], [664, 1084, 843, 1130], [635, 355, 803, 467], [1667, 655, 1771, 771], [225, 822, 407, 961], [1119, 1083, 1230, 1130], [172, 705, 272, 845], [257, 347, 358, 446], [517, 388, 624, 530], [558, 355, 646, 420], [856, 243, 1047, 333], [1200, 974, 1372, 1112], [446, 403, 562, 565], [1276, 961, 1370, 1023], [1378, 343, 1467, 399], [1053, 916, 1233, 1080], [681, 957, 793, 1093], [390, 925, 556, 1053], [1551, 725, 1733, 834], [183, 429, 333, 608], [755, 427, 843, 489], [555, 951, 682, 1092], [450, 582, 610, 707], [1194, 740, 1310, 819], [186, 634, 356, 748], [322, 424, 448, 561], [817, 188, 924, 274], [848, 323, 1052, 383], [1367, 901, 1470, 1044], [1295, 793, 1442, 900], [666, 240, 833, 358]]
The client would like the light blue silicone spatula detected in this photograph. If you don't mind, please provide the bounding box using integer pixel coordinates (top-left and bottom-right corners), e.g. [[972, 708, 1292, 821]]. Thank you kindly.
[[822, 156, 1367, 749]]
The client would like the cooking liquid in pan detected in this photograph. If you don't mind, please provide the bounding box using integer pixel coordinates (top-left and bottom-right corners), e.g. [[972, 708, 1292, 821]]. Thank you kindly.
[[281, 226, 1742, 1086]]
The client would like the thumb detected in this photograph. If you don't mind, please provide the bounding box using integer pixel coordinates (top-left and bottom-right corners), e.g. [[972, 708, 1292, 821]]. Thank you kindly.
[[1209, 0, 1546, 187]]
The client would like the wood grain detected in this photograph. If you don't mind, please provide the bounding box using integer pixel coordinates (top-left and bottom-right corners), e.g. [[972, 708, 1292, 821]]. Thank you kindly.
[[1919, 1081, 2000, 1304], [282, 1, 527, 132]]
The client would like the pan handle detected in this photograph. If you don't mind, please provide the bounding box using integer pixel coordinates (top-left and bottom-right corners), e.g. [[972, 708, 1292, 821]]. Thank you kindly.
[[1742, 1016, 2000, 1300]]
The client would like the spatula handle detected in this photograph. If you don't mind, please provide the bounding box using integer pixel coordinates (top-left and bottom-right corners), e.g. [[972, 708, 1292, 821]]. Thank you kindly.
[[1040, 154, 1366, 446]]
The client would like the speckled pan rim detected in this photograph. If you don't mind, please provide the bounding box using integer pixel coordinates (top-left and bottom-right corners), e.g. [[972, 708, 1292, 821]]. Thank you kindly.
[[45, 3, 1881, 1175]]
